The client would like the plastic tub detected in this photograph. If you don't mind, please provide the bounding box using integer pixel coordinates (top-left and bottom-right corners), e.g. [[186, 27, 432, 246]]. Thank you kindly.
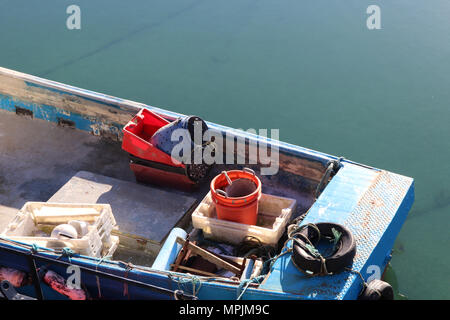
[[210, 169, 262, 225], [1, 202, 119, 258], [192, 191, 297, 246]]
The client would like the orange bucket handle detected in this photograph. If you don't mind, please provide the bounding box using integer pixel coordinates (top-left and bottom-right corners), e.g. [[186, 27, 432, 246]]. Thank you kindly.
[[215, 189, 228, 198], [242, 167, 256, 176], [221, 171, 233, 186], [216, 168, 256, 198]]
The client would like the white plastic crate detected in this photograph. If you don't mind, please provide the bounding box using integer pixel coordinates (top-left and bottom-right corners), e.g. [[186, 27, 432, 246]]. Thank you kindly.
[[1, 202, 119, 258], [192, 192, 296, 246]]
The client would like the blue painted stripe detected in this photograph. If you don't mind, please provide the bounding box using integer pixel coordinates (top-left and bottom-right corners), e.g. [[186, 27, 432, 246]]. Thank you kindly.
[[0, 93, 123, 136]]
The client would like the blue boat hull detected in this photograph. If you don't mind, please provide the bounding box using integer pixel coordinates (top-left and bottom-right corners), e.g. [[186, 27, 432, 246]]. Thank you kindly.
[[0, 67, 415, 300]]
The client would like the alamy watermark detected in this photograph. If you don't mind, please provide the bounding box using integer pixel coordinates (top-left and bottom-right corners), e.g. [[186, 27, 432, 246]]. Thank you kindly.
[[367, 5, 381, 30], [66, 5, 81, 30], [168, 121, 280, 176], [66, 265, 81, 289], [65, 5, 381, 31]]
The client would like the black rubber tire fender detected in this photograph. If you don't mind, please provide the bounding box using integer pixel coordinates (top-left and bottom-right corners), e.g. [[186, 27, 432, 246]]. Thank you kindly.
[[359, 279, 394, 300], [292, 222, 356, 275]]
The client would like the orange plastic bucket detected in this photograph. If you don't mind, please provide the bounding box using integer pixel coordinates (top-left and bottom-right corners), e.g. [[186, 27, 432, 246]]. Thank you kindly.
[[210, 168, 262, 225]]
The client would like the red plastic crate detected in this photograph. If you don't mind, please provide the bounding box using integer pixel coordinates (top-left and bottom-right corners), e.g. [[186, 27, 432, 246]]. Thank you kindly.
[[122, 108, 202, 190], [129, 160, 196, 191], [122, 108, 184, 169]]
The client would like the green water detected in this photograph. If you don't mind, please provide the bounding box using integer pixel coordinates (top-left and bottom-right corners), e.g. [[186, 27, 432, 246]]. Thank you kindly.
[[1, 0, 449, 299]]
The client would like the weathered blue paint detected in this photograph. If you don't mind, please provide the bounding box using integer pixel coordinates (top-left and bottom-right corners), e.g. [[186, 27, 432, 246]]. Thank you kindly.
[[0, 93, 123, 138]]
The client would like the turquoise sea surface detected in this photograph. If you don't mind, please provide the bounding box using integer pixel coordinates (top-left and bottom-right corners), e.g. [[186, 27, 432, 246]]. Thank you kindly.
[[0, 0, 449, 299]]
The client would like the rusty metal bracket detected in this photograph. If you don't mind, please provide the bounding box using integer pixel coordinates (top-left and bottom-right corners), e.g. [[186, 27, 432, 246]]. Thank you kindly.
[[0, 280, 36, 300]]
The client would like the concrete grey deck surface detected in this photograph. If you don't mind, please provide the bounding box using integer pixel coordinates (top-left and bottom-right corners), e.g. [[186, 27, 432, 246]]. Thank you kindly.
[[0, 110, 134, 227]]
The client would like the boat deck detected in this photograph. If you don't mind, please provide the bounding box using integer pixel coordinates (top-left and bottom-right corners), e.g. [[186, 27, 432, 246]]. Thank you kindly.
[[0, 109, 313, 266], [0, 65, 417, 299]]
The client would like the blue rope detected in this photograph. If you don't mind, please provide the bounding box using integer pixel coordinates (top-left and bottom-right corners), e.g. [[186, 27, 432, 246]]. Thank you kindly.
[[60, 247, 75, 262], [170, 275, 204, 298], [30, 243, 38, 254], [237, 275, 266, 300]]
